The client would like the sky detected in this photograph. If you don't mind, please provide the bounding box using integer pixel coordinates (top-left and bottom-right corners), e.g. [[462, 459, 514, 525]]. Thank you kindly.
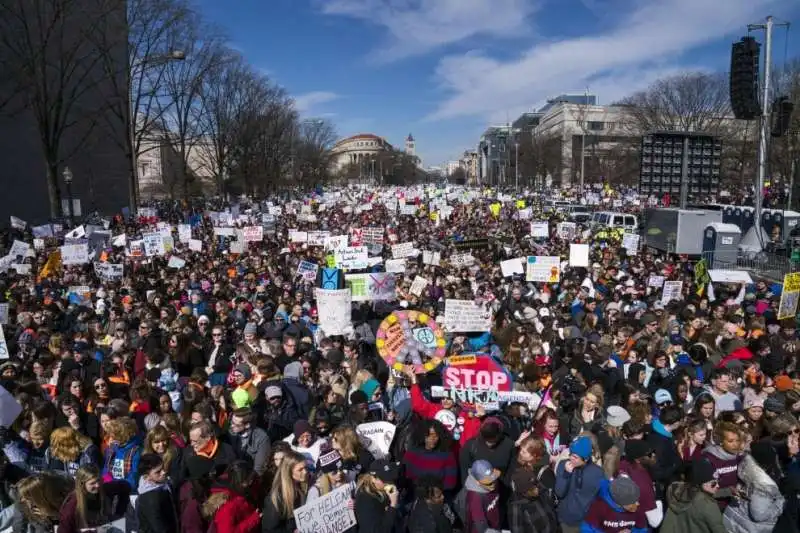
[[194, 0, 800, 169]]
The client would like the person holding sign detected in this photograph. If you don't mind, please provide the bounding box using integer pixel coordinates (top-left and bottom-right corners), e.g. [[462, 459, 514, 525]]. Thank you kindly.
[[262, 450, 309, 533], [57, 465, 130, 533]]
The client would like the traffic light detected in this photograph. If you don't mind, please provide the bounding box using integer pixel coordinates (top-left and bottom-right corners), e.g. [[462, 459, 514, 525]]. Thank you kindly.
[[771, 96, 795, 137], [730, 36, 761, 120]]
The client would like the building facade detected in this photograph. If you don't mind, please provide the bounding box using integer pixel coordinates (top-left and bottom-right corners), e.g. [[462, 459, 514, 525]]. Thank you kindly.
[[136, 135, 216, 199], [330, 133, 393, 171], [460, 150, 479, 183], [478, 126, 513, 186]]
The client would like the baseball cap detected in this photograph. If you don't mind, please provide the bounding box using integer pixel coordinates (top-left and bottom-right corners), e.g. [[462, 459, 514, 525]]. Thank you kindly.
[[470, 459, 500, 485], [610, 476, 640, 506], [369, 459, 400, 484], [654, 389, 673, 404], [606, 406, 631, 428]]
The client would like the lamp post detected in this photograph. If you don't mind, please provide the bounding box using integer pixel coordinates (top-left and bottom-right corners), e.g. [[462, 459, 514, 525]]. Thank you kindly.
[[62, 166, 74, 226], [514, 141, 519, 192], [128, 50, 185, 217]]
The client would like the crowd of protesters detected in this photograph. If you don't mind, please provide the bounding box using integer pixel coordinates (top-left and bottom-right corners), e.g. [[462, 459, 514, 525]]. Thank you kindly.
[[0, 185, 797, 533]]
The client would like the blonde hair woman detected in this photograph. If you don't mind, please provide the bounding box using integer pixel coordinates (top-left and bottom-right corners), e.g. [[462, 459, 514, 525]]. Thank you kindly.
[[57, 465, 130, 533], [144, 426, 181, 483], [354, 459, 400, 532], [100, 416, 142, 489], [47, 427, 99, 479], [307, 450, 348, 502], [14, 473, 73, 533], [261, 450, 308, 533], [567, 386, 605, 439], [331, 426, 374, 482]]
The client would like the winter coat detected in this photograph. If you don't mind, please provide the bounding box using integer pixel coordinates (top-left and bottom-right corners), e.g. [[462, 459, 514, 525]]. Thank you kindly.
[[554, 460, 604, 527], [135, 478, 178, 533], [458, 435, 515, 484], [226, 427, 271, 475], [101, 436, 142, 490], [646, 419, 681, 498], [776, 469, 800, 533], [262, 489, 305, 533], [564, 409, 605, 440], [722, 454, 785, 533], [354, 489, 396, 533], [580, 477, 648, 533], [204, 486, 260, 533], [406, 499, 454, 533], [660, 482, 726, 533], [46, 443, 100, 479], [702, 444, 743, 506], [178, 481, 206, 533]]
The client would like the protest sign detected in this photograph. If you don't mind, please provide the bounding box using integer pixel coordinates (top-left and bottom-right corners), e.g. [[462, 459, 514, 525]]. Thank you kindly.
[[335, 246, 368, 270], [530, 221, 549, 238], [391, 242, 414, 259], [0, 385, 22, 427], [60, 244, 89, 265], [526, 256, 560, 283], [296, 260, 319, 282], [293, 483, 356, 533], [242, 226, 263, 242], [356, 422, 396, 460], [442, 356, 512, 392], [443, 299, 492, 332], [315, 289, 351, 335]]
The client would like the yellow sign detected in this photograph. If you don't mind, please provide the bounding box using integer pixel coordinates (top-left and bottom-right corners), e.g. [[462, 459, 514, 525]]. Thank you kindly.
[[778, 272, 800, 319], [447, 355, 477, 366], [784, 273, 800, 293]]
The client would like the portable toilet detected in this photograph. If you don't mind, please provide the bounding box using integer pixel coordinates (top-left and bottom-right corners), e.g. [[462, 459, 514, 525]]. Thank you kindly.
[[761, 211, 776, 241], [741, 207, 754, 235], [773, 210, 800, 243], [723, 205, 736, 225], [703, 223, 742, 269]]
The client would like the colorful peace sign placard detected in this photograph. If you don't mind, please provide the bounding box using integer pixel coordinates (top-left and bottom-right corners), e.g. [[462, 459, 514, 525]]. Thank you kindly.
[[375, 310, 447, 374]]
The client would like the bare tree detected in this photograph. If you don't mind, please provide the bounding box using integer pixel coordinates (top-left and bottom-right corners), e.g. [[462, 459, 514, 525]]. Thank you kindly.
[[0, 0, 120, 217], [90, 0, 193, 210], [293, 118, 337, 187], [617, 72, 731, 134], [769, 58, 800, 201], [155, 13, 225, 198]]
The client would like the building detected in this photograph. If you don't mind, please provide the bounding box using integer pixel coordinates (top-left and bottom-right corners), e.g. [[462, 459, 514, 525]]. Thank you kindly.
[[460, 150, 479, 183], [330, 133, 393, 172], [0, 1, 129, 223], [405, 133, 415, 157], [478, 125, 513, 186], [446, 160, 462, 177], [136, 134, 216, 199]]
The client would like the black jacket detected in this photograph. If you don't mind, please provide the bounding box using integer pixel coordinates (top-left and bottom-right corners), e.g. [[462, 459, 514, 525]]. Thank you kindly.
[[136, 483, 178, 533], [261, 491, 303, 533], [406, 499, 453, 533], [458, 435, 515, 483], [354, 490, 396, 533]]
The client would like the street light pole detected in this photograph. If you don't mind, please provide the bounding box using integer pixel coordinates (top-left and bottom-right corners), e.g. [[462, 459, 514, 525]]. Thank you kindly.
[[63, 167, 74, 227], [515, 141, 519, 192]]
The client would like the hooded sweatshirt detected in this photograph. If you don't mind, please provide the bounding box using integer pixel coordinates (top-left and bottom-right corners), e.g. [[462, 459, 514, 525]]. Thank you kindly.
[[464, 474, 501, 533], [660, 483, 726, 533], [136, 478, 178, 533], [701, 444, 742, 507], [581, 478, 648, 533], [554, 459, 604, 526]]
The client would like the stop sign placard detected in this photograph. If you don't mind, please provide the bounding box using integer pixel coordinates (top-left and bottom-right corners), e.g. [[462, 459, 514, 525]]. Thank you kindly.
[[443, 355, 512, 392]]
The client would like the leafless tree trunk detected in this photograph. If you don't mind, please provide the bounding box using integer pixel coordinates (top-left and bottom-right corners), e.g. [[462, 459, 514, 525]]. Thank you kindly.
[[0, 0, 118, 218]]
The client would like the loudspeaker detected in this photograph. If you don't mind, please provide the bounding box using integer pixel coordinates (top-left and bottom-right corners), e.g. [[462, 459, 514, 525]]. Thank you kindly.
[[771, 96, 795, 137], [730, 36, 761, 120]]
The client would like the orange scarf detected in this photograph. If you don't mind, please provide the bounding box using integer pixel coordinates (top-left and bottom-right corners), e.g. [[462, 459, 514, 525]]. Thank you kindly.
[[196, 438, 219, 459]]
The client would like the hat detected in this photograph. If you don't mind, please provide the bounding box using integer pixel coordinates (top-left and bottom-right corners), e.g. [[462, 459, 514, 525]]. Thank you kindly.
[[235, 363, 252, 380], [774, 375, 793, 392], [610, 476, 640, 506], [369, 459, 400, 483], [606, 406, 631, 428], [765, 394, 786, 413], [293, 420, 313, 438], [625, 439, 654, 461], [284, 361, 303, 380], [265, 385, 283, 399], [360, 378, 380, 399], [654, 389, 673, 405], [198, 315, 210, 325], [350, 390, 368, 405], [243, 323, 258, 336], [470, 459, 500, 484], [326, 349, 345, 366], [569, 436, 593, 460], [669, 334, 684, 346], [691, 458, 718, 486], [317, 450, 344, 474], [744, 395, 765, 410]]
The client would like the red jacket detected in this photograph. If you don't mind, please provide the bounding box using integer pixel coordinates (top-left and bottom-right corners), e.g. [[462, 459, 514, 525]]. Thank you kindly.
[[716, 346, 754, 369], [210, 487, 261, 533], [410, 384, 481, 455]]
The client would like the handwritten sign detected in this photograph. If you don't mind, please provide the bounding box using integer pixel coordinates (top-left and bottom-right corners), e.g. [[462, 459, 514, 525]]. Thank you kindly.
[[293, 483, 355, 533], [443, 299, 492, 332]]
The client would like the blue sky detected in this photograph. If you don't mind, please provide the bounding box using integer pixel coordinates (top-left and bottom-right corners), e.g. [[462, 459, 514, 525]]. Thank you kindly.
[[195, 0, 799, 168]]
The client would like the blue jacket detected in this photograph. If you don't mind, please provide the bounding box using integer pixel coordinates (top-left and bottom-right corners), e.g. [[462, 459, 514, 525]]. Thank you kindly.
[[102, 436, 142, 490], [554, 460, 604, 526]]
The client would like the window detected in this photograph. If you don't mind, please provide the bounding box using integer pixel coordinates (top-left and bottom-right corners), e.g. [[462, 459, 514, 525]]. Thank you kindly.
[[625, 216, 636, 227], [613, 215, 624, 226], [587, 121, 605, 131]]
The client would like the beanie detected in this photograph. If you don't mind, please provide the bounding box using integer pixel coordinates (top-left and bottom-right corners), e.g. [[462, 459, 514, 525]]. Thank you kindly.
[[235, 363, 252, 380], [360, 378, 380, 399], [691, 458, 718, 486], [569, 436, 593, 461], [610, 476, 640, 506]]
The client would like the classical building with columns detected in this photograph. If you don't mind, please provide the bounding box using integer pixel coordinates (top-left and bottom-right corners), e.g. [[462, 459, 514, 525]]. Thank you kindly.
[[330, 133, 393, 171]]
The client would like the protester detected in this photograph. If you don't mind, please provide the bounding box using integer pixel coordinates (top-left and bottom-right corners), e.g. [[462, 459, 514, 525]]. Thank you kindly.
[[0, 186, 799, 533]]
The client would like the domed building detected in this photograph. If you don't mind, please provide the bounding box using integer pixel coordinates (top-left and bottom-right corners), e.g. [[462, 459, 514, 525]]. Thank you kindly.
[[330, 133, 393, 171]]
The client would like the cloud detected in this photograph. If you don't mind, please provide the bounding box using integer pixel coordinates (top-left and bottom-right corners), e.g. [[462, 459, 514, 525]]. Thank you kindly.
[[427, 0, 778, 122], [293, 91, 340, 114], [318, 0, 537, 63]]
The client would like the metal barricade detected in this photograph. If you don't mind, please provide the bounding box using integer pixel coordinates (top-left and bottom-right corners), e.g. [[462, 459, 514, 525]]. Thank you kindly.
[[701, 250, 799, 282]]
